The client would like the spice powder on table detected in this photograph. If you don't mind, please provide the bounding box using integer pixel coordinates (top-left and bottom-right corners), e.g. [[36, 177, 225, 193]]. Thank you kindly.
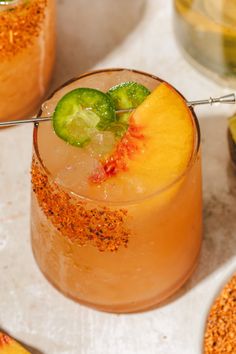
[[204, 274, 236, 353]]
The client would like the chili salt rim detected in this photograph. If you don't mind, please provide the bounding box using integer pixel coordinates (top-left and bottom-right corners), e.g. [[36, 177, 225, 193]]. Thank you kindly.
[[0, 0, 47, 59], [31, 157, 130, 251], [33, 68, 201, 206]]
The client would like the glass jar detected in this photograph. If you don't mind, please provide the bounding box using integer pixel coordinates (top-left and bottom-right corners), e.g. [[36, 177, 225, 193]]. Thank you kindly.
[[0, 0, 55, 122], [174, 0, 236, 85], [31, 69, 202, 313]]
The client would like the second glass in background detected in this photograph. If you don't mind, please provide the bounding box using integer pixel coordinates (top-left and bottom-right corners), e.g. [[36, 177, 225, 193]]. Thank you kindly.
[[174, 0, 236, 86], [0, 0, 55, 122]]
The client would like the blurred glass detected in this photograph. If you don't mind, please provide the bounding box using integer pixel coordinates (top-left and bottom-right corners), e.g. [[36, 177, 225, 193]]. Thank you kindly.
[[0, 0, 55, 122], [173, 0, 236, 85]]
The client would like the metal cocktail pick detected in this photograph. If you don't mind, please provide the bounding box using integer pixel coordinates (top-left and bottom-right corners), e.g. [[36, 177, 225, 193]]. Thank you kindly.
[[0, 93, 235, 127], [188, 93, 236, 106]]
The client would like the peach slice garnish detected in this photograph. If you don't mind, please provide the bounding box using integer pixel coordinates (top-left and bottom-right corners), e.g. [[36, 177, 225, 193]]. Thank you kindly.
[[90, 82, 194, 191]]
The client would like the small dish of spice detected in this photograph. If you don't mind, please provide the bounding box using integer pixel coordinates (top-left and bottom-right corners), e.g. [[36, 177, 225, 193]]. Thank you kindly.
[[204, 274, 236, 353]]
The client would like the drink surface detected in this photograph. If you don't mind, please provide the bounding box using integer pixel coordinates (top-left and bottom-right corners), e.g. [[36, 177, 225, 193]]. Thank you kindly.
[[37, 70, 196, 202], [0, 0, 55, 121], [31, 69, 202, 313], [174, 0, 236, 80]]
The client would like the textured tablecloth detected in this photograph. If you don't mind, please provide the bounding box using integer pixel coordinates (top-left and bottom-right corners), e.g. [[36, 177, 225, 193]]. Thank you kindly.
[[1, 1, 236, 353]]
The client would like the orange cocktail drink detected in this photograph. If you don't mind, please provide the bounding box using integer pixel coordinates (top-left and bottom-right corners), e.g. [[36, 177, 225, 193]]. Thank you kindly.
[[0, 0, 55, 122], [31, 69, 202, 313]]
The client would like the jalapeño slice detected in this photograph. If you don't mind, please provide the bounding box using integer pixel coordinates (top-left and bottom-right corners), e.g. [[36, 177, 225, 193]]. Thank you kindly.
[[107, 81, 150, 137], [53, 88, 116, 147]]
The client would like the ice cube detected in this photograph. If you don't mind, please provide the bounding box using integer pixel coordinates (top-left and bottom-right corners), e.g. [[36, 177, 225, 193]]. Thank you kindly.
[[87, 131, 116, 158], [41, 99, 56, 116], [55, 149, 102, 195]]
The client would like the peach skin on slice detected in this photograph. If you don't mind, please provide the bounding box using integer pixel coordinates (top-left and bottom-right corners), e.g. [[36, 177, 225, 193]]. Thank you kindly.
[[0, 333, 30, 354], [127, 82, 195, 188]]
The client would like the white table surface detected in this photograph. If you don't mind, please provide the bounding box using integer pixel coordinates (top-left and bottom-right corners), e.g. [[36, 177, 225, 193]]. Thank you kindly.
[[1, 1, 236, 353]]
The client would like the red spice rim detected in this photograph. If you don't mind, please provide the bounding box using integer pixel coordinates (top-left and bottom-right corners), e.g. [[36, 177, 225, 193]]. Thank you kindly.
[[33, 68, 201, 206]]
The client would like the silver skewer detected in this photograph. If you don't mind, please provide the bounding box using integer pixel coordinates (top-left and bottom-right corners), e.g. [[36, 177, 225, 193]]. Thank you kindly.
[[187, 93, 236, 107], [0, 94, 235, 127], [0, 110, 132, 127], [0, 116, 51, 127]]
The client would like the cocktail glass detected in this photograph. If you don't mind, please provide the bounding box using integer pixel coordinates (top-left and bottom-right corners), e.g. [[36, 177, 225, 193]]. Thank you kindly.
[[0, 0, 55, 122], [174, 0, 236, 85], [31, 68, 202, 313]]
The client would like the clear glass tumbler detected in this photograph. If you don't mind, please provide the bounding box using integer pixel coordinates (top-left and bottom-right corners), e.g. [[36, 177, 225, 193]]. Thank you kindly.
[[31, 69, 202, 313]]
